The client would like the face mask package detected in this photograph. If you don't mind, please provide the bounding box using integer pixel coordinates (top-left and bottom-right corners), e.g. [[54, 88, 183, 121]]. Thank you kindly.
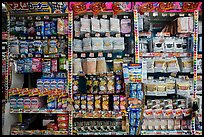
[[35, 21, 44, 37], [33, 40, 43, 54], [153, 37, 164, 52], [28, 41, 35, 54], [24, 58, 32, 73], [178, 58, 193, 73], [164, 37, 175, 52], [74, 21, 81, 37], [42, 59, 51, 73], [17, 59, 25, 73], [73, 39, 82, 52], [44, 21, 51, 36], [121, 19, 131, 34], [50, 20, 57, 36], [91, 17, 101, 33], [42, 40, 49, 55], [112, 37, 125, 52], [82, 59, 87, 74], [19, 41, 28, 55], [96, 57, 107, 74], [174, 38, 183, 52], [73, 58, 83, 74], [10, 40, 19, 55], [49, 40, 58, 54], [100, 19, 110, 33], [83, 38, 92, 52], [138, 15, 143, 31], [139, 38, 148, 53], [110, 18, 120, 33], [154, 57, 166, 73], [197, 59, 202, 74], [103, 37, 113, 51], [86, 58, 97, 75], [80, 18, 91, 34], [92, 37, 103, 51], [166, 57, 180, 73], [142, 58, 154, 73]]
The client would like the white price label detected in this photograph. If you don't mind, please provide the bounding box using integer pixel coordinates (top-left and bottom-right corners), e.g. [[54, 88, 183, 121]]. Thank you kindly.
[[146, 91, 157, 96], [157, 91, 167, 96]]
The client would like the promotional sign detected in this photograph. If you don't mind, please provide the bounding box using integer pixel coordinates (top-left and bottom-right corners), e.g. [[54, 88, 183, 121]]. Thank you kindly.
[[135, 2, 202, 13]]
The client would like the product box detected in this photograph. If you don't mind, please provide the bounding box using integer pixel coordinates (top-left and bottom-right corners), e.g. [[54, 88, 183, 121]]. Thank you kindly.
[[43, 79, 51, 90], [87, 95, 94, 111], [24, 97, 31, 109], [95, 95, 101, 110], [113, 95, 120, 111], [102, 95, 109, 111], [17, 97, 24, 109], [120, 95, 126, 111], [177, 17, 193, 33], [57, 79, 65, 90], [31, 97, 41, 108], [47, 96, 57, 109], [81, 94, 87, 110], [50, 79, 58, 90], [74, 94, 80, 111], [10, 97, 18, 109]]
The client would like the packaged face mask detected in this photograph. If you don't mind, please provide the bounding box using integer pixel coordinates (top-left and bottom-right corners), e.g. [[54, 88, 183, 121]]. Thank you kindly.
[[139, 38, 148, 53], [164, 37, 175, 52], [121, 19, 131, 34], [50, 20, 57, 36], [10, 40, 19, 55], [86, 58, 97, 75], [100, 19, 109, 33], [49, 39, 58, 54], [19, 41, 28, 54], [153, 37, 164, 52], [166, 57, 180, 73], [33, 40, 43, 54], [91, 17, 100, 33], [92, 37, 103, 51], [110, 18, 120, 33], [178, 58, 193, 72], [73, 58, 83, 74], [96, 57, 107, 74], [112, 37, 125, 51], [73, 39, 82, 52], [44, 21, 51, 36], [74, 21, 80, 32], [80, 18, 91, 33], [57, 18, 64, 35], [103, 37, 113, 51], [174, 38, 183, 52], [82, 38, 92, 52], [35, 21, 44, 37], [154, 57, 166, 73]]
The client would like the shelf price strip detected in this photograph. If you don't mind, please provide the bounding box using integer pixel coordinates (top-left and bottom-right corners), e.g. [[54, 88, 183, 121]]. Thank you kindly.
[[68, 11, 73, 135], [191, 10, 199, 135], [134, 10, 140, 63]]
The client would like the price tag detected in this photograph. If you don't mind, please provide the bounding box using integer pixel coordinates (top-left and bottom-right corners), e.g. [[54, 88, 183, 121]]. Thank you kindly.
[[81, 53, 86, 58], [107, 53, 112, 58], [74, 16, 79, 19], [179, 13, 185, 17], [125, 34, 131, 37], [102, 15, 107, 18], [89, 52, 94, 57], [116, 55, 122, 58], [144, 12, 149, 16], [116, 33, 120, 37], [85, 33, 90, 37], [123, 16, 129, 18], [167, 90, 175, 94], [36, 36, 41, 39], [51, 36, 56, 39], [98, 52, 103, 57], [157, 91, 167, 96], [105, 32, 110, 37], [95, 33, 100, 37], [146, 91, 157, 96], [84, 15, 89, 19], [75, 32, 80, 37], [170, 13, 175, 17], [153, 12, 158, 16], [162, 13, 167, 17]]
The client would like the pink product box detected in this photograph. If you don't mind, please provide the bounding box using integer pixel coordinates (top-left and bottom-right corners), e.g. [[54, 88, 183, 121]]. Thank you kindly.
[[24, 97, 31, 109], [31, 97, 42, 109]]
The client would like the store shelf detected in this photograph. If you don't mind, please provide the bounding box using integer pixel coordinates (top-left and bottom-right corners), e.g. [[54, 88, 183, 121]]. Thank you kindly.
[[141, 130, 191, 135], [73, 111, 123, 119], [77, 131, 127, 135], [140, 52, 191, 57], [11, 130, 68, 135], [10, 108, 69, 114]]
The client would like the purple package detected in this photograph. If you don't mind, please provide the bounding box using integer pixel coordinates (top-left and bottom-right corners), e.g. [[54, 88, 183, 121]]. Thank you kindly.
[[121, 19, 131, 34]]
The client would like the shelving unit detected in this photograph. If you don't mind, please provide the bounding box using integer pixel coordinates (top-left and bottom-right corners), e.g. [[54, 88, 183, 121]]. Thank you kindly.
[[2, 2, 202, 135]]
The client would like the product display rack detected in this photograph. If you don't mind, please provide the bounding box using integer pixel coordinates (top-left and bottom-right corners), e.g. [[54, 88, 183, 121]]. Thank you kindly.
[[2, 2, 202, 135]]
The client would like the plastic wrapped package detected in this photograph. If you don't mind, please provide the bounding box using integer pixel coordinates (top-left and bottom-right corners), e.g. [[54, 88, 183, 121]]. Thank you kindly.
[[100, 19, 109, 33], [154, 57, 166, 73], [86, 58, 97, 75], [73, 58, 83, 74], [164, 37, 175, 52], [103, 37, 113, 51], [92, 37, 103, 51], [112, 37, 125, 51], [10, 40, 19, 54], [139, 38, 148, 53], [166, 57, 180, 73], [174, 38, 183, 52], [57, 18, 64, 34], [110, 18, 120, 33], [142, 58, 154, 73], [91, 17, 100, 33], [113, 59, 123, 73], [96, 57, 107, 74], [82, 38, 92, 52], [81, 59, 87, 74], [80, 18, 91, 33], [73, 39, 82, 52], [74, 21, 80, 32], [178, 58, 193, 72], [153, 37, 165, 52], [121, 19, 131, 34]]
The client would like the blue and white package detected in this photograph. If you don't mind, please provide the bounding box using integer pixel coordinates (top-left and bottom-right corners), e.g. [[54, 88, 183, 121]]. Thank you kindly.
[[43, 79, 51, 90], [24, 58, 32, 73], [37, 79, 44, 90], [136, 83, 143, 100], [129, 126, 137, 135], [50, 20, 57, 36], [19, 41, 28, 54], [50, 79, 58, 90], [10, 40, 19, 55], [17, 59, 25, 73], [17, 98, 24, 109], [28, 41, 35, 54], [57, 79, 65, 90], [10, 97, 18, 109], [129, 83, 137, 98], [136, 108, 141, 119], [42, 59, 51, 73], [33, 40, 43, 54], [35, 21, 44, 36], [44, 21, 51, 36]]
